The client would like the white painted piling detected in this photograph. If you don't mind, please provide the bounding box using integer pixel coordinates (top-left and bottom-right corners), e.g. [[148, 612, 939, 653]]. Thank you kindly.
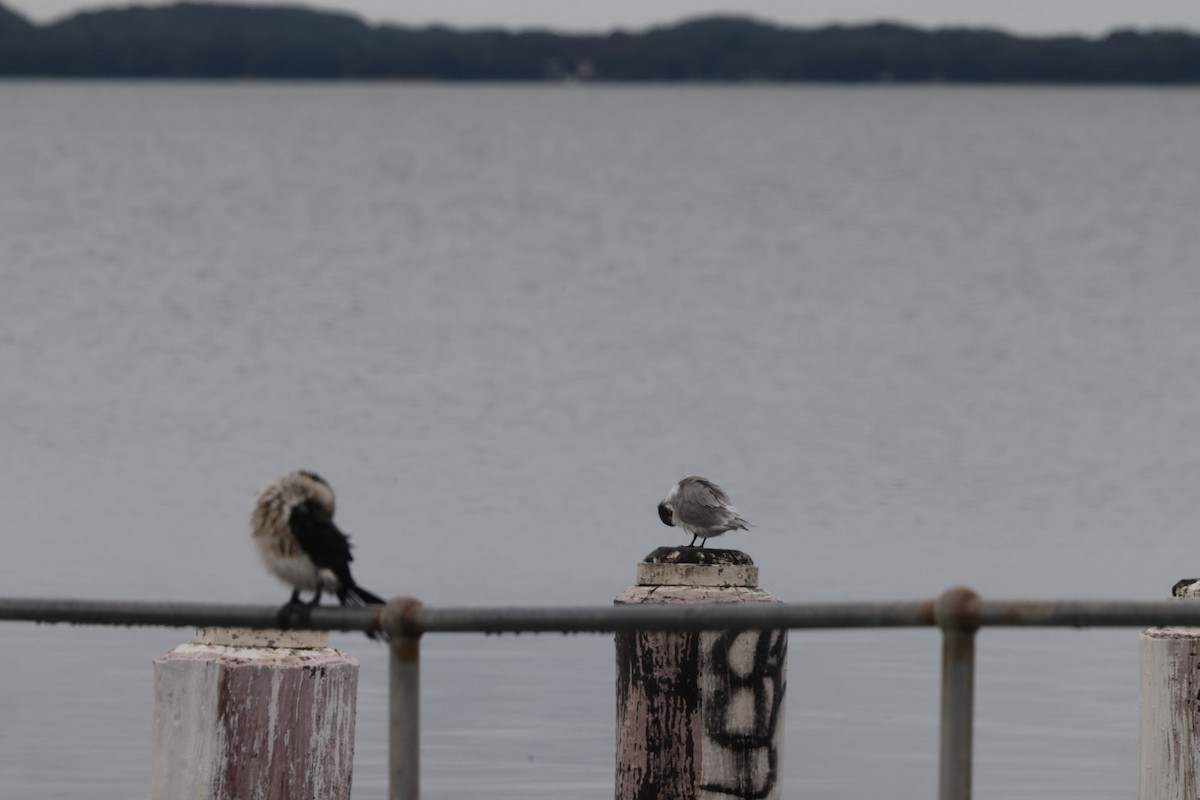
[[1138, 626, 1200, 799], [150, 627, 359, 800], [615, 547, 787, 800]]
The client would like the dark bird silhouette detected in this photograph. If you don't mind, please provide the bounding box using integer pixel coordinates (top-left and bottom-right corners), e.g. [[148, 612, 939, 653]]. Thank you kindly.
[[250, 470, 385, 638]]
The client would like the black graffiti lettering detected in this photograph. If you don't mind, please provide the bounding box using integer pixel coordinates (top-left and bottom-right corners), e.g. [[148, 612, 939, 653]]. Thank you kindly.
[[700, 629, 787, 799]]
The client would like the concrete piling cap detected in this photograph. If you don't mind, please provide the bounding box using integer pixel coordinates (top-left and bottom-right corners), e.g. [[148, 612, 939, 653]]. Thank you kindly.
[[636, 546, 759, 588], [192, 627, 331, 649]]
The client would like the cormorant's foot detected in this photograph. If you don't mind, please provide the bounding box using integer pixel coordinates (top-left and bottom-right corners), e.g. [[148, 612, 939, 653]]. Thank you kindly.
[[276, 602, 298, 630], [276, 597, 311, 630]]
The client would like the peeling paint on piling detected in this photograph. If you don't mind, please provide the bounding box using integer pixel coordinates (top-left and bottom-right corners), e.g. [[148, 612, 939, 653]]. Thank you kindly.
[[1139, 626, 1200, 798], [150, 628, 358, 800]]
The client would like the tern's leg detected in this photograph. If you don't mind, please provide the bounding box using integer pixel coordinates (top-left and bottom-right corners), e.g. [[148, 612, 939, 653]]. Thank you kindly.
[[698, 538, 706, 548], [306, 589, 324, 608]]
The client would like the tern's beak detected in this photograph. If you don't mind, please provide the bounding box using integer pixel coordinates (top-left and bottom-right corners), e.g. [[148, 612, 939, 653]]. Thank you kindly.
[[657, 502, 673, 526]]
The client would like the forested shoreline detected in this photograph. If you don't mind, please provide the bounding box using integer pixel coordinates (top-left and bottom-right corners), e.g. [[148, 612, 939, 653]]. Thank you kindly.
[[2, 2, 1200, 81]]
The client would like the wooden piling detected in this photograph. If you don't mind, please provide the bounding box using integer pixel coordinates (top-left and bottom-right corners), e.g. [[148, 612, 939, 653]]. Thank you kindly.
[[1138, 626, 1200, 799], [615, 547, 787, 800], [150, 627, 359, 800]]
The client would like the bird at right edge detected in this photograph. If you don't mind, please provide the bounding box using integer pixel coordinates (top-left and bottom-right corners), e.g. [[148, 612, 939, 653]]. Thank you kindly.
[[1173, 578, 1200, 598], [657, 475, 751, 548]]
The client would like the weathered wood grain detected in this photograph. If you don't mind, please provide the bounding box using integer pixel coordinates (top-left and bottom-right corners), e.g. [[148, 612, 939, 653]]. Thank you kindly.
[[150, 628, 359, 800]]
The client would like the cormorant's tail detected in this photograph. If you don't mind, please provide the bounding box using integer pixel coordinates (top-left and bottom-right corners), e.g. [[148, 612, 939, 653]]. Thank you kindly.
[[338, 582, 387, 640], [339, 583, 386, 608]]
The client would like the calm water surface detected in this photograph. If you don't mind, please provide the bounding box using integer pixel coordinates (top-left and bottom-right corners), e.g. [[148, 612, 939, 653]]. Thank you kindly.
[[2, 83, 1199, 798]]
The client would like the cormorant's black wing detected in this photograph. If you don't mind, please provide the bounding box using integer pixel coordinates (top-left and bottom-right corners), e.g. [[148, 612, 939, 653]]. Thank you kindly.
[[288, 499, 355, 586]]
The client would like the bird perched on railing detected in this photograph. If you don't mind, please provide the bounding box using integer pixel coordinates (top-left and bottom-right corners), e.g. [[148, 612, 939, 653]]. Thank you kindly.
[[1173, 578, 1200, 598], [657, 475, 750, 548], [250, 470, 385, 638]]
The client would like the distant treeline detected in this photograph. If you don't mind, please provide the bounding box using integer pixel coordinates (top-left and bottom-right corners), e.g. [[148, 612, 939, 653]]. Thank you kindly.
[[2, 1, 1200, 81]]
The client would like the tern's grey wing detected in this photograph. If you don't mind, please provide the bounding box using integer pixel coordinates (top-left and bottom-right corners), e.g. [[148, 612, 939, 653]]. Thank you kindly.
[[675, 477, 731, 523], [691, 476, 732, 504], [675, 476, 750, 532]]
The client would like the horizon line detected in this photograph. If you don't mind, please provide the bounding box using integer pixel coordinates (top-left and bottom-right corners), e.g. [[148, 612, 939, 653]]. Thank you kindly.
[[6, 0, 1200, 41]]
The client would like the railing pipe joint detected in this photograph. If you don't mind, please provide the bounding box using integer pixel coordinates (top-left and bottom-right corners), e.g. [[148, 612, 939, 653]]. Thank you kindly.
[[935, 585, 981, 634], [380, 596, 425, 642]]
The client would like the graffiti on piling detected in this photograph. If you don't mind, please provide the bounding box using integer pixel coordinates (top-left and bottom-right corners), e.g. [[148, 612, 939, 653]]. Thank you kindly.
[[700, 629, 787, 799]]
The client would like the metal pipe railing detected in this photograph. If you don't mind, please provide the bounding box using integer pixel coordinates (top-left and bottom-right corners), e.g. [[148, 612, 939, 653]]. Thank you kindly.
[[408, 600, 937, 633], [5, 595, 1200, 633], [6, 589, 1199, 800], [0, 598, 376, 632]]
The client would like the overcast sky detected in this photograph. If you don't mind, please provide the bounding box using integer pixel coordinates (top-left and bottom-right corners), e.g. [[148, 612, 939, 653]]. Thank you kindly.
[[9, 0, 1200, 35]]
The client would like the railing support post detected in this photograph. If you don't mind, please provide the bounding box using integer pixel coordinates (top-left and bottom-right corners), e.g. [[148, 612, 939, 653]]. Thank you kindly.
[[383, 598, 424, 800], [935, 586, 980, 800]]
